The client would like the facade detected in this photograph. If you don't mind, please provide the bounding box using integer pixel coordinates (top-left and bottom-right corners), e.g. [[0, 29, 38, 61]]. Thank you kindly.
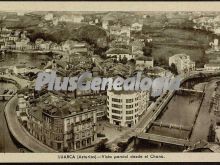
[[135, 56, 154, 70], [59, 15, 84, 23], [107, 90, 149, 127], [169, 54, 195, 74], [44, 13, 54, 21], [106, 48, 134, 61], [102, 20, 109, 30], [27, 94, 97, 152], [131, 40, 145, 53], [145, 66, 172, 77], [204, 63, 220, 71], [131, 22, 143, 32]]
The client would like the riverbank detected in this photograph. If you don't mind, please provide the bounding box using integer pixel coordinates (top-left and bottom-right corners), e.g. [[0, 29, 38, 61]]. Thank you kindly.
[[4, 95, 56, 153], [4, 49, 52, 55]]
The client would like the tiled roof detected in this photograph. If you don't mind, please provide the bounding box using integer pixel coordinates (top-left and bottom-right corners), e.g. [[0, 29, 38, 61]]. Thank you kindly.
[[106, 48, 130, 54]]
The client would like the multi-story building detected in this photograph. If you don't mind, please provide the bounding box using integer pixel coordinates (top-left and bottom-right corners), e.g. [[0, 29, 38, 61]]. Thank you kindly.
[[204, 63, 220, 71], [59, 15, 84, 23], [131, 22, 143, 32], [131, 40, 145, 53], [106, 48, 133, 61], [169, 54, 195, 74], [135, 56, 154, 70], [107, 90, 149, 127], [27, 94, 97, 152]]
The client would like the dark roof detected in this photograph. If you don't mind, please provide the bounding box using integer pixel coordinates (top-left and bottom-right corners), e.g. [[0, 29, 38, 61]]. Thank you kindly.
[[106, 48, 130, 54], [136, 56, 153, 61]]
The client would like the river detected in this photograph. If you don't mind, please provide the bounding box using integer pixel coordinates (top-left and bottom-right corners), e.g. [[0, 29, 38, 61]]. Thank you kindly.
[[0, 52, 52, 68]]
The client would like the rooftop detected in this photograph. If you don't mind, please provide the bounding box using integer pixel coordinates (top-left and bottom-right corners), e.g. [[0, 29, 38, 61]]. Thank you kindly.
[[31, 93, 103, 118], [136, 56, 153, 61], [106, 48, 130, 54], [205, 63, 220, 67]]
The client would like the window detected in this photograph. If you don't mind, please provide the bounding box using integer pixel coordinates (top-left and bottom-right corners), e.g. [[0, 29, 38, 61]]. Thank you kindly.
[[112, 109, 121, 114], [126, 116, 133, 120], [112, 104, 122, 108], [126, 99, 133, 103], [112, 98, 122, 103], [126, 110, 133, 114], [75, 134, 79, 139], [126, 105, 133, 109], [82, 132, 85, 137], [112, 115, 121, 120], [135, 103, 139, 107]]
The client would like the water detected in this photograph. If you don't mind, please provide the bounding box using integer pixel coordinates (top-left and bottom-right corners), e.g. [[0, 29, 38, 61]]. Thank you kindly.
[[133, 140, 183, 152], [0, 53, 52, 68]]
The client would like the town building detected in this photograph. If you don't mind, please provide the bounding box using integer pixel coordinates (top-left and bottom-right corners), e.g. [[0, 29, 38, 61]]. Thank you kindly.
[[131, 40, 145, 53], [106, 48, 134, 61], [27, 93, 97, 152], [135, 56, 154, 70], [131, 22, 143, 32], [169, 54, 195, 74], [107, 90, 149, 127], [145, 66, 172, 77], [61, 40, 88, 54], [59, 15, 84, 23], [44, 13, 54, 21], [204, 63, 220, 71]]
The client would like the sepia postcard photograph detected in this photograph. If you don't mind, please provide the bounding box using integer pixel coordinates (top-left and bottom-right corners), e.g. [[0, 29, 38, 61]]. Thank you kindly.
[[0, 1, 220, 163]]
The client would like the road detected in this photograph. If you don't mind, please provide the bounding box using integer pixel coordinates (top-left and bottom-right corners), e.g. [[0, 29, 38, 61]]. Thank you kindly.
[[4, 95, 56, 152], [190, 78, 220, 142], [0, 101, 22, 153]]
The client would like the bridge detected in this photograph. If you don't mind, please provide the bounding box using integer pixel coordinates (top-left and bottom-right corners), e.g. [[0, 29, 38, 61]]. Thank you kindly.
[[137, 132, 190, 147], [110, 70, 220, 151], [152, 121, 191, 131]]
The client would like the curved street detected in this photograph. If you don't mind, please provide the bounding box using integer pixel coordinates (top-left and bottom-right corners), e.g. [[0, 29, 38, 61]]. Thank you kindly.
[[4, 95, 56, 153]]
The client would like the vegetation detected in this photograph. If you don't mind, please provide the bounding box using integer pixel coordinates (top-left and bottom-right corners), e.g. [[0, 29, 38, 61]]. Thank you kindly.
[[168, 63, 178, 75], [143, 41, 153, 57], [94, 139, 111, 152]]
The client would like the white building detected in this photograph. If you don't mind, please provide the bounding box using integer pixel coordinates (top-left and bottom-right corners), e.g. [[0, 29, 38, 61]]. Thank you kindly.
[[102, 20, 108, 30], [13, 65, 28, 75], [135, 56, 154, 70], [59, 15, 84, 23], [169, 54, 195, 74], [204, 63, 220, 71], [17, 94, 29, 115], [131, 22, 143, 32], [106, 48, 133, 61], [107, 90, 149, 127], [44, 13, 54, 21]]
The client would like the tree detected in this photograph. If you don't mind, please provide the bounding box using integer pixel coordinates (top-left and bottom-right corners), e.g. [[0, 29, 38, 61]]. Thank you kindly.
[[143, 39, 153, 57], [169, 63, 178, 75], [121, 56, 128, 64]]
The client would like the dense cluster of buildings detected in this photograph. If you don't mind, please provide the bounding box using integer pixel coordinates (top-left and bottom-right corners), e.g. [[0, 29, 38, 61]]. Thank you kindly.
[[0, 27, 30, 50], [193, 15, 220, 35], [17, 91, 107, 151], [7, 11, 220, 152]]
